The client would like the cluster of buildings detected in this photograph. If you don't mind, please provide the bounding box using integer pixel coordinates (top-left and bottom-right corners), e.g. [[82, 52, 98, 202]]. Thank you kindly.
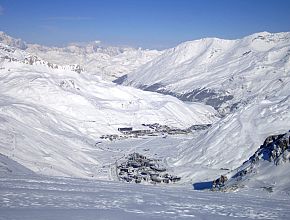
[[117, 152, 181, 184], [141, 123, 190, 135], [100, 123, 211, 141], [100, 134, 124, 141], [120, 123, 212, 136]]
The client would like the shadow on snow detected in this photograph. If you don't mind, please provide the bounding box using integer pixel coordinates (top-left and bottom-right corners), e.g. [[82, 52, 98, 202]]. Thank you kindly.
[[192, 181, 213, 190]]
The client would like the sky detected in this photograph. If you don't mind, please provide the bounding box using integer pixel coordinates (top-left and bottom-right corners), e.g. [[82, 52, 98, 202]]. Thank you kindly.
[[0, 0, 290, 49]]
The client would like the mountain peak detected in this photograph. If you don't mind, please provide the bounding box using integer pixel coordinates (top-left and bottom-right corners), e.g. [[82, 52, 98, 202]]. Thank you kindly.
[[0, 31, 27, 50], [246, 31, 290, 41]]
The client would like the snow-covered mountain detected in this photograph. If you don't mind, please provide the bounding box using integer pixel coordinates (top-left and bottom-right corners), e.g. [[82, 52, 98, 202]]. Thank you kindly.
[[0, 31, 162, 80], [0, 31, 289, 195], [0, 43, 83, 73], [117, 32, 290, 114], [114, 32, 290, 191], [170, 91, 290, 182], [0, 31, 27, 50], [0, 42, 217, 178], [212, 132, 290, 194]]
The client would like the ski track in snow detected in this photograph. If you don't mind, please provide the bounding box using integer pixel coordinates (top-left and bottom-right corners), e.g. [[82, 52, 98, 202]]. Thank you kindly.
[[0, 175, 289, 220]]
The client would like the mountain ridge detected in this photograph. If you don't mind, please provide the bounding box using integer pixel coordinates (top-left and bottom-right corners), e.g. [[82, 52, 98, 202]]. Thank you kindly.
[[0, 31, 162, 80], [116, 31, 290, 115]]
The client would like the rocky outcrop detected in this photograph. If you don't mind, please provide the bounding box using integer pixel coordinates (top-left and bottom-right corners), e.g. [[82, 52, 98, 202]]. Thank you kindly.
[[211, 131, 290, 191]]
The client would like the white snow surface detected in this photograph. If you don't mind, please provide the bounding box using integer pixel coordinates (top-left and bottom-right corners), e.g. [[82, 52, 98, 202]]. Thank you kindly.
[[0, 42, 217, 178], [0, 31, 162, 81], [0, 31, 289, 199], [121, 32, 290, 110], [120, 31, 290, 185], [0, 162, 290, 220], [171, 94, 290, 182]]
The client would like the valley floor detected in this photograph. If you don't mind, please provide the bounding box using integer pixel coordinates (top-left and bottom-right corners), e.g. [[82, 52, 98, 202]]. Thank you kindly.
[[1, 174, 290, 220]]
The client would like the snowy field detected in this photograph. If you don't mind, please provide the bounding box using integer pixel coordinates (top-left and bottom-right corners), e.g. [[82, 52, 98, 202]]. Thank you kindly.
[[1, 173, 290, 220], [1, 136, 290, 220]]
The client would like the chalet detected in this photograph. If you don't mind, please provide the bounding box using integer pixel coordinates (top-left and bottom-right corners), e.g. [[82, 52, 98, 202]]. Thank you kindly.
[[150, 166, 166, 172], [163, 178, 170, 184], [151, 175, 162, 183], [131, 130, 151, 135], [135, 179, 141, 183], [171, 176, 181, 182], [130, 162, 142, 168], [118, 127, 133, 133], [120, 168, 129, 172]]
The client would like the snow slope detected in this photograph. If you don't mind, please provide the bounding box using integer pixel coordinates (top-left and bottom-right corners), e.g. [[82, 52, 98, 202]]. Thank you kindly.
[[1, 31, 289, 195], [1, 141, 289, 220], [0, 31, 162, 81], [1, 167, 290, 220], [216, 132, 290, 194], [118, 32, 290, 114], [0, 42, 217, 178], [0, 154, 34, 176], [169, 92, 290, 184], [115, 32, 290, 189]]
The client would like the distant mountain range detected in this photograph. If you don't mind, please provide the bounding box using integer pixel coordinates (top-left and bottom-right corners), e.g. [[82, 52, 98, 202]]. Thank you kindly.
[[0, 31, 162, 81]]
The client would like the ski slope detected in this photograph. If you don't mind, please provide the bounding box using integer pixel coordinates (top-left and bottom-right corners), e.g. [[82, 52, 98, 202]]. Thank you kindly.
[[1, 165, 290, 220]]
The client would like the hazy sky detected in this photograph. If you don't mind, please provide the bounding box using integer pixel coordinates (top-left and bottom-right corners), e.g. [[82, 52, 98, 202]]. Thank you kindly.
[[0, 0, 290, 49]]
